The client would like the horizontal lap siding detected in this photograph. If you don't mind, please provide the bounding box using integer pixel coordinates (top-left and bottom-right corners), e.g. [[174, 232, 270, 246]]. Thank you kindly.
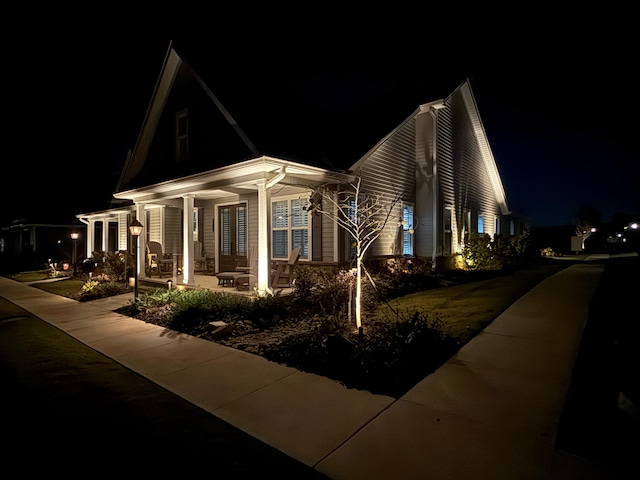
[[148, 207, 162, 244], [358, 119, 416, 258], [203, 201, 215, 262], [164, 207, 182, 254], [442, 88, 502, 250], [118, 212, 128, 251], [436, 107, 455, 254]]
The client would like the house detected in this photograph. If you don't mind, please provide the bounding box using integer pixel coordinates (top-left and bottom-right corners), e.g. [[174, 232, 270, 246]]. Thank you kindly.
[[0, 218, 86, 273], [76, 41, 515, 294]]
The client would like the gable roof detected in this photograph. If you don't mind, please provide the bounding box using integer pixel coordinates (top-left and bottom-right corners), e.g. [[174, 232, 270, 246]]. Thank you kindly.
[[116, 41, 465, 194]]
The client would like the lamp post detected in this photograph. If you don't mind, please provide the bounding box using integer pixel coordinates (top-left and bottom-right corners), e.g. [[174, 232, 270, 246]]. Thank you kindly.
[[70, 232, 79, 276], [128, 219, 144, 300]]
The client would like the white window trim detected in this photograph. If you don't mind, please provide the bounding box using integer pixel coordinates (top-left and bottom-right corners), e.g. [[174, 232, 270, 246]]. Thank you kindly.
[[271, 194, 310, 261], [402, 202, 415, 256]]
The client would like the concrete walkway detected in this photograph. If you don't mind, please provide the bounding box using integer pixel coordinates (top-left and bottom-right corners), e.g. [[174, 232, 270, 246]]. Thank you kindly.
[[0, 262, 610, 479]]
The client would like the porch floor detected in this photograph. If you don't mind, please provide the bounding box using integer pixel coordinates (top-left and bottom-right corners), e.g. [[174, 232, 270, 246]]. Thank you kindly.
[[139, 273, 294, 297]]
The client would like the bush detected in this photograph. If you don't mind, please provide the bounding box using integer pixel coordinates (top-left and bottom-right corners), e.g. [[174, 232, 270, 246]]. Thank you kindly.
[[168, 289, 253, 332], [75, 275, 129, 301], [263, 308, 459, 397]]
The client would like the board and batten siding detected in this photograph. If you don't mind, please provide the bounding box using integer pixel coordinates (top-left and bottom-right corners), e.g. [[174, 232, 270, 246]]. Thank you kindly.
[[356, 117, 416, 258]]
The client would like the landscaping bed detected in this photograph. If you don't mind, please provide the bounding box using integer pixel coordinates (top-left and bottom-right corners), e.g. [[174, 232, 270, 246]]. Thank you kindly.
[[113, 260, 567, 398]]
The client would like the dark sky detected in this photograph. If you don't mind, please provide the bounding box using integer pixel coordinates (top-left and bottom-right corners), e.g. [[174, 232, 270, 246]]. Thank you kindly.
[[3, 21, 638, 229]]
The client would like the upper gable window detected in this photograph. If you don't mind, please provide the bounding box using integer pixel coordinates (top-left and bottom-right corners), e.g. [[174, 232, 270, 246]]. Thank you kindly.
[[175, 109, 189, 162]]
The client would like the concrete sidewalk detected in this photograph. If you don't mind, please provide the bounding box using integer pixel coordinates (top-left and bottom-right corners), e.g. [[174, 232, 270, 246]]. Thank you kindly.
[[0, 263, 610, 479]]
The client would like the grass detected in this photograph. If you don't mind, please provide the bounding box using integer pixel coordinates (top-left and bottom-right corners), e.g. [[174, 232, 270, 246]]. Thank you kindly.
[[372, 262, 568, 343]]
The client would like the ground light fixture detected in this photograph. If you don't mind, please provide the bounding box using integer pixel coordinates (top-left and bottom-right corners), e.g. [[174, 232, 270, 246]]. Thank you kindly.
[[128, 219, 144, 300]]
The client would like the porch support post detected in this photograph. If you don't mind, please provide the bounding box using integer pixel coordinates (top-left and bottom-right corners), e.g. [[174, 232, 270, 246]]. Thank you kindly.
[[86, 220, 94, 259], [182, 194, 195, 286], [101, 219, 109, 254], [135, 204, 146, 280], [256, 180, 270, 295]]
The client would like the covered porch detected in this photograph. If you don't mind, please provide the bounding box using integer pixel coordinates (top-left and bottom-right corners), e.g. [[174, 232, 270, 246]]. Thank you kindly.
[[114, 157, 352, 296]]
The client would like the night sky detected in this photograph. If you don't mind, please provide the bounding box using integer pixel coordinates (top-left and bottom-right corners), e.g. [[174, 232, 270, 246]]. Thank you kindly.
[[3, 20, 638, 230]]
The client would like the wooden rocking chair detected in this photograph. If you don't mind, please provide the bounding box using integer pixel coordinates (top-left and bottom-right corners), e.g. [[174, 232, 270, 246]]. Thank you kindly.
[[271, 247, 300, 289], [146, 241, 173, 278]]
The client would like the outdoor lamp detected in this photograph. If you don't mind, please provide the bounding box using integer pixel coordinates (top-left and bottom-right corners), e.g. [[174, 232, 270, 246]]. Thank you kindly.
[[129, 219, 144, 300], [70, 232, 79, 276], [129, 219, 143, 237]]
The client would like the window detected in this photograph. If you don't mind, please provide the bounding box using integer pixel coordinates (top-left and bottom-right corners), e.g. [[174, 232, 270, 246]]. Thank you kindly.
[[272, 197, 309, 259], [402, 204, 414, 255], [175, 109, 189, 162], [192, 208, 199, 242], [478, 214, 484, 234], [443, 206, 452, 255]]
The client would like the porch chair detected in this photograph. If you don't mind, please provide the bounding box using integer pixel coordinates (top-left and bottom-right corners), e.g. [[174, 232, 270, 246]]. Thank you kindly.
[[146, 241, 173, 278], [194, 241, 207, 273], [215, 246, 257, 288], [271, 247, 300, 289], [235, 245, 257, 274], [234, 246, 258, 291]]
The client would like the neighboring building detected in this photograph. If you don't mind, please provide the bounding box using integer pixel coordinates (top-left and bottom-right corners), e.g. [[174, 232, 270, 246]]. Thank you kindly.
[[76, 41, 516, 293], [0, 219, 86, 273]]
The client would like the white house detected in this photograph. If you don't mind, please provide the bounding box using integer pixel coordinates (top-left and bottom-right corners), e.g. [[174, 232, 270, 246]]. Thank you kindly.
[[77, 41, 514, 294]]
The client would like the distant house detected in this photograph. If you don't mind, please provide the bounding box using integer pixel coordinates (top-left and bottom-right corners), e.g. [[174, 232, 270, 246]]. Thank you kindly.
[[0, 219, 86, 273], [76, 41, 515, 294]]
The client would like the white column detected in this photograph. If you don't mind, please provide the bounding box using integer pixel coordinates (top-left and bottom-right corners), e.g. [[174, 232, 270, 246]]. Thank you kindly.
[[100, 219, 108, 254], [86, 220, 94, 258], [182, 195, 195, 285], [256, 180, 270, 294]]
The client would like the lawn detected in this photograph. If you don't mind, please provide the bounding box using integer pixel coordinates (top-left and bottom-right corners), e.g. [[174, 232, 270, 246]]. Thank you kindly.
[[372, 262, 568, 344], [8, 271, 87, 297]]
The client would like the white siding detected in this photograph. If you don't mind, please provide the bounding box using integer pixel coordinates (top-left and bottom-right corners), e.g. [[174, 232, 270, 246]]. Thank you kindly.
[[437, 85, 504, 254], [357, 118, 416, 258], [117, 212, 129, 251], [164, 207, 182, 254]]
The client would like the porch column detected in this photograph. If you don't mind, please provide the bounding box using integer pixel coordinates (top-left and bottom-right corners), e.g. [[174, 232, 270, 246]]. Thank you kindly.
[[135, 204, 146, 280], [86, 220, 94, 258], [256, 180, 270, 294], [182, 194, 195, 286], [101, 219, 109, 254]]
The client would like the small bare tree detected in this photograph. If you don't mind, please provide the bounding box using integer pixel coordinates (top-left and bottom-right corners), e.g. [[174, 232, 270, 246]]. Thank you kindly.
[[307, 174, 402, 335]]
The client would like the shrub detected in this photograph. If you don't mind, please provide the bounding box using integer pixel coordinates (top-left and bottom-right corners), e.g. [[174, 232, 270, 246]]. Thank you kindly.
[[76, 275, 129, 301], [263, 308, 459, 398], [169, 289, 253, 332], [248, 290, 288, 327]]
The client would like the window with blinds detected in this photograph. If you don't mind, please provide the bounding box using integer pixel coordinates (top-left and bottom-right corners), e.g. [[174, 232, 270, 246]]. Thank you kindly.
[[220, 207, 231, 256], [402, 204, 414, 255], [236, 206, 247, 256], [272, 197, 309, 259]]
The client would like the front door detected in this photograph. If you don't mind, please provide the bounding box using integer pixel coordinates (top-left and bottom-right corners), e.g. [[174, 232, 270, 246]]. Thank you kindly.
[[218, 204, 247, 272]]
